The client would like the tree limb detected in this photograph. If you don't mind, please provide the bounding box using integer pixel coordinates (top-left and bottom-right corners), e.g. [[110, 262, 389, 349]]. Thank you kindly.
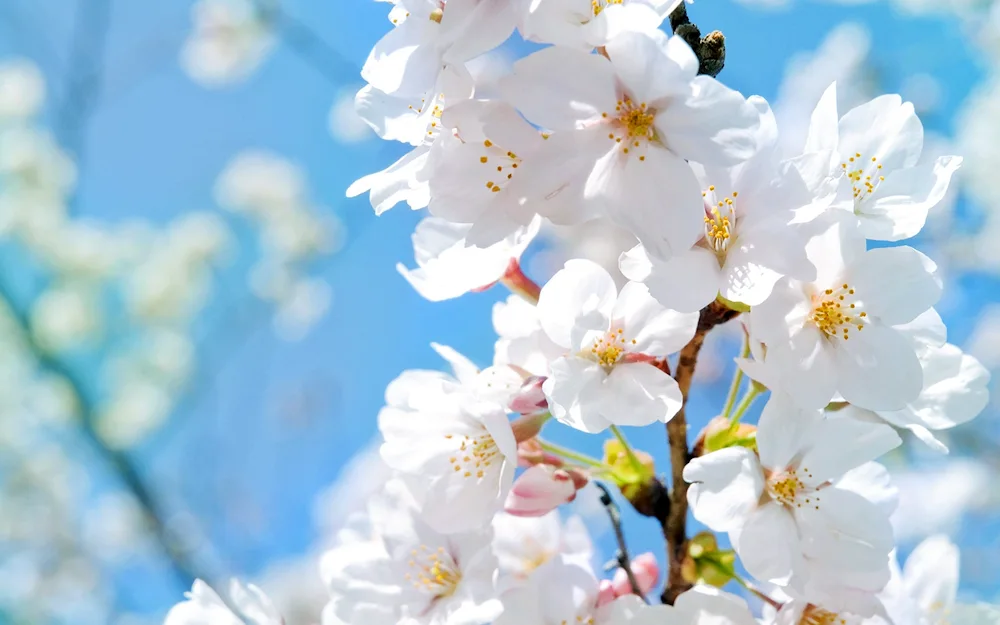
[[668, 2, 726, 77]]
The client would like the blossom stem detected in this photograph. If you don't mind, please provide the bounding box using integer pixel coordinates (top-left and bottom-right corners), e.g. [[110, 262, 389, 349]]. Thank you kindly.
[[731, 572, 783, 610], [595, 482, 648, 603], [729, 384, 763, 426], [536, 439, 605, 470], [720, 332, 750, 421], [499, 259, 541, 304], [610, 426, 645, 475]]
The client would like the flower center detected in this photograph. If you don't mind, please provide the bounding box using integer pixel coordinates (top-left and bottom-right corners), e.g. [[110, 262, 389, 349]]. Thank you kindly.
[[809, 283, 868, 341], [587, 328, 636, 368], [406, 545, 462, 598], [800, 606, 847, 625], [702, 185, 739, 254], [601, 98, 656, 160], [591, 0, 625, 15], [447, 432, 499, 480], [476, 139, 522, 194], [766, 467, 820, 509], [408, 93, 446, 141], [840, 152, 885, 208], [559, 615, 596, 625]]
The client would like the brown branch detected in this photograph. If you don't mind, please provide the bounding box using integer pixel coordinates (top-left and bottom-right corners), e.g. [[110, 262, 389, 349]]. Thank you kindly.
[[662, 301, 740, 604], [668, 2, 726, 77]]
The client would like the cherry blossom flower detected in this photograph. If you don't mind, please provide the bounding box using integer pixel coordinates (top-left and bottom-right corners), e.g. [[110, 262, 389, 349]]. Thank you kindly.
[[536, 259, 699, 433], [504, 464, 588, 517], [801, 82, 962, 241], [492, 511, 593, 583], [180, 0, 274, 87], [685, 393, 901, 611], [362, 0, 515, 98], [750, 215, 942, 411], [398, 215, 541, 301], [322, 480, 502, 625], [165, 579, 283, 625], [493, 294, 565, 378], [620, 97, 816, 312], [499, 28, 761, 261], [519, 0, 682, 49]]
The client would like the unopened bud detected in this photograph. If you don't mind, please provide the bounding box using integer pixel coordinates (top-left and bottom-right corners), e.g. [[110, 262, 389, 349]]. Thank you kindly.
[[516, 439, 564, 468], [693, 416, 757, 457], [509, 376, 549, 416], [504, 465, 583, 517], [611, 552, 660, 597], [680, 532, 736, 588]]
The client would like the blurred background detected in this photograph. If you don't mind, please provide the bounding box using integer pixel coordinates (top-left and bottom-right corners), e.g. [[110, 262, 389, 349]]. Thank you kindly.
[[0, 0, 998, 623]]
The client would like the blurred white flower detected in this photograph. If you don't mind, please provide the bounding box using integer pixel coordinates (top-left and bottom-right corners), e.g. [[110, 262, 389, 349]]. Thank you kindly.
[[95, 378, 173, 449], [0, 127, 76, 196], [891, 459, 992, 542], [81, 493, 151, 562], [30, 283, 103, 351], [273, 277, 333, 341], [166, 580, 283, 625], [180, 0, 275, 86], [329, 87, 373, 144], [215, 150, 306, 213], [0, 58, 45, 121]]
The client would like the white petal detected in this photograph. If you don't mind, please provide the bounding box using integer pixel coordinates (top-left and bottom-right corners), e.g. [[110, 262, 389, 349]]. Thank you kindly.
[[732, 502, 800, 584], [673, 586, 756, 625], [862, 156, 962, 241], [499, 46, 616, 130], [803, 82, 839, 154], [833, 324, 923, 411], [902, 535, 959, 613], [839, 95, 923, 171], [849, 246, 941, 326], [684, 447, 765, 532], [614, 281, 700, 354], [598, 362, 683, 427], [891, 343, 989, 430], [537, 259, 617, 349], [606, 29, 692, 104], [767, 326, 838, 410], [894, 306, 947, 349], [797, 413, 902, 484], [362, 19, 443, 97], [543, 356, 611, 433], [757, 392, 822, 471], [633, 247, 722, 314], [834, 460, 898, 518], [347, 146, 430, 214]]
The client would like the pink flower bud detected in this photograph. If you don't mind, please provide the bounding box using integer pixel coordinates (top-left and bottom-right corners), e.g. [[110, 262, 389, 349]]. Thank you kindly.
[[504, 465, 578, 517], [516, 439, 564, 468], [611, 553, 660, 597], [509, 376, 548, 416], [596, 580, 616, 607]]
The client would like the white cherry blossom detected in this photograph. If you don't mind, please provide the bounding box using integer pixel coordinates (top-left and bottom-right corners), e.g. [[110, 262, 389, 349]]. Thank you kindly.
[[519, 0, 682, 49], [750, 215, 942, 411], [180, 0, 274, 86], [165, 579, 283, 625], [536, 259, 698, 433], [620, 97, 816, 312], [322, 479, 502, 625], [378, 345, 517, 533], [362, 0, 515, 98], [685, 392, 901, 611], [493, 294, 564, 378], [801, 82, 962, 241], [492, 511, 593, 584], [499, 28, 761, 260], [398, 215, 541, 301]]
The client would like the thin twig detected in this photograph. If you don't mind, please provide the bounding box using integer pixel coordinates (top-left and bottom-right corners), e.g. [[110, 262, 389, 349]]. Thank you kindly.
[[595, 482, 648, 603]]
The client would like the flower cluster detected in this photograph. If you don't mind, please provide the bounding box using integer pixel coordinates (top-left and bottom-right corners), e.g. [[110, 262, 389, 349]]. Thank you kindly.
[[167, 1, 997, 624]]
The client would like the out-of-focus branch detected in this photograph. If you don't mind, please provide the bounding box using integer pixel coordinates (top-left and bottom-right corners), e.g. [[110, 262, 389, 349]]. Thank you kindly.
[[57, 0, 114, 164], [595, 482, 647, 602], [258, 3, 358, 85], [669, 2, 726, 77], [0, 280, 204, 589], [662, 301, 739, 604]]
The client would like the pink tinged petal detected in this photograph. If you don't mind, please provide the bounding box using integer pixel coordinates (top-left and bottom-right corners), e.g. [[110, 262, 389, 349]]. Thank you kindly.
[[767, 326, 839, 410], [838, 95, 923, 171], [732, 501, 801, 584], [613, 281, 700, 354], [537, 259, 617, 349], [598, 362, 683, 427], [862, 156, 962, 242], [684, 446, 765, 532], [655, 75, 760, 166], [902, 535, 959, 612], [346, 146, 430, 214], [756, 392, 824, 471], [589, 144, 704, 261], [833, 324, 923, 411], [610, 552, 660, 597], [796, 413, 902, 485], [605, 29, 693, 104], [499, 46, 617, 131], [596, 580, 617, 608], [672, 586, 757, 625], [504, 465, 579, 517], [362, 18, 443, 97], [849, 246, 941, 326], [543, 356, 612, 433], [804, 82, 840, 155], [635, 247, 722, 314]]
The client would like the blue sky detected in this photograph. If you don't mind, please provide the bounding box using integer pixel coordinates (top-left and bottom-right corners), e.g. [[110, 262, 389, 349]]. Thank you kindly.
[[1, 0, 997, 618]]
